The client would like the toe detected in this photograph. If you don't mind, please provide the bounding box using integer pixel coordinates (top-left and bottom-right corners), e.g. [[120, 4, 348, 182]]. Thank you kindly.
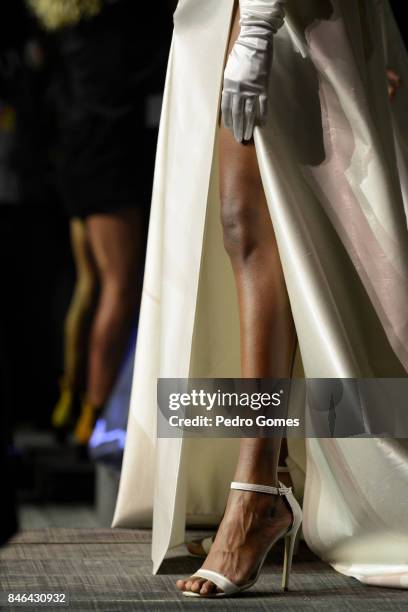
[[200, 580, 218, 596], [175, 579, 186, 591], [191, 578, 205, 593]]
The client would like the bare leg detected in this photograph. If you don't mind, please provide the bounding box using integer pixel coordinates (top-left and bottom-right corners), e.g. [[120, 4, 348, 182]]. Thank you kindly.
[[85, 208, 146, 408], [63, 219, 98, 392], [177, 5, 296, 596], [52, 219, 98, 430]]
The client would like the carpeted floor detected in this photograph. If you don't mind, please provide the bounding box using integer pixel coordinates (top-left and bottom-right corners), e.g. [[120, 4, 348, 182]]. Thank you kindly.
[[1, 528, 407, 611]]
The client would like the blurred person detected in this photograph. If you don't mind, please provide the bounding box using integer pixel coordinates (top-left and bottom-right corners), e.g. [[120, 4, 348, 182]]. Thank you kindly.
[[27, 0, 172, 445]]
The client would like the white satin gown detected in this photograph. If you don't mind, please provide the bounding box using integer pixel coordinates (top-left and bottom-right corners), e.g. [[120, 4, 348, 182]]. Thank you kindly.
[[113, 0, 408, 588]]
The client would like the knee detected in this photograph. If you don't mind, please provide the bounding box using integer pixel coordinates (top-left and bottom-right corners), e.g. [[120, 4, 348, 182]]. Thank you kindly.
[[76, 271, 98, 306], [101, 273, 139, 313], [220, 192, 260, 260]]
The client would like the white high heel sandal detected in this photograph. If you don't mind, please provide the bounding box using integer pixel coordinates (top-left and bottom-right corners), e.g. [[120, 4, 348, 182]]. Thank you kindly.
[[186, 467, 296, 558], [182, 481, 303, 598]]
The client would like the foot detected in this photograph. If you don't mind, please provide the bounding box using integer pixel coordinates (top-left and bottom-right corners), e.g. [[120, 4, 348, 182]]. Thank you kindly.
[[186, 537, 213, 557], [73, 400, 101, 446], [176, 485, 293, 596], [52, 380, 74, 430]]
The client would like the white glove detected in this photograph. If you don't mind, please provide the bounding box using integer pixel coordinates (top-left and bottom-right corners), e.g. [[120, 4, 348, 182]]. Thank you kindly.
[[221, 0, 285, 143]]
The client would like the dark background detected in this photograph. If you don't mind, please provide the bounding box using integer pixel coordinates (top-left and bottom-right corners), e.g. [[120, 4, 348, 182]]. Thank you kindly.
[[0, 0, 406, 542], [0, 0, 406, 432]]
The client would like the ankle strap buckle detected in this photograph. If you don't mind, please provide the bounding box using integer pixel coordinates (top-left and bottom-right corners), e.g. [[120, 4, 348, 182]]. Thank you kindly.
[[231, 482, 292, 496]]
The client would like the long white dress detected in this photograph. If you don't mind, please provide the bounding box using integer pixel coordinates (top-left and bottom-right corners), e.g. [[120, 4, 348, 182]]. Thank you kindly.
[[113, 0, 408, 588]]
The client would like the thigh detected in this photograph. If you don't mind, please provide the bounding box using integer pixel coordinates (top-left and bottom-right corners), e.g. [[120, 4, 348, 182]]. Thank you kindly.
[[219, 127, 266, 211], [86, 208, 146, 284], [219, 5, 276, 242]]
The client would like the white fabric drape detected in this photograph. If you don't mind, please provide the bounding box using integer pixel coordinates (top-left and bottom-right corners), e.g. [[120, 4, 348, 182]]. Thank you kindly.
[[113, 0, 408, 587]]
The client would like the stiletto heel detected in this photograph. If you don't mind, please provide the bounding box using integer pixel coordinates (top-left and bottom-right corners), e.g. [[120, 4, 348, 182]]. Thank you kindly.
[[182, 481, 303, 598], [293, 523, 301, 556], [282, 533, 294, 590]]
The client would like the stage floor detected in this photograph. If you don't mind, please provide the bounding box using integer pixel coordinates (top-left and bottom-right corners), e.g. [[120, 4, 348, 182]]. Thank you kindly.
[[1, 524, 408, 611]]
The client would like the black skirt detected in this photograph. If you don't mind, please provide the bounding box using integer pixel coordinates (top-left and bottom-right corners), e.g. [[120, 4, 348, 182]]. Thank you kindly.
[[53, 0, 171, 218]]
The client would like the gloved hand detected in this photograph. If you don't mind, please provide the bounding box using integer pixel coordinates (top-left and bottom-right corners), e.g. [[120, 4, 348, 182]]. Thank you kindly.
[[221, 0, 285, 142]]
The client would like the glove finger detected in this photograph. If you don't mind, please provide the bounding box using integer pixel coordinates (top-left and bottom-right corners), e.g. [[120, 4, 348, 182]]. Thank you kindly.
[[258, 95, 268, 127], [221, 91, 233, 131], [243, 98, 256, 142], [232, 95, 245, 143]]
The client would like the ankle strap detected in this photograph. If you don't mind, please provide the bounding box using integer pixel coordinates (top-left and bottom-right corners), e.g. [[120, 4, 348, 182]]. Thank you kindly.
[[231, 481, 292, 496]]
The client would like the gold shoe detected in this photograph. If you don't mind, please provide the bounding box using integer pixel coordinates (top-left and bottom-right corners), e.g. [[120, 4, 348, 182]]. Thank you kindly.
[[73, 399, 101, 446], [51, 379, 75, 430]]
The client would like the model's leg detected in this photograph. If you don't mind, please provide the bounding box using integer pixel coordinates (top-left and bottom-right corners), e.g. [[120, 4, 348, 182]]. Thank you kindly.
[[177, 5, 297, 595], [64, 219, 98, 390], [52, 218, 98, 429], [85, 208, 145, 408], [74, 208, 145, 444]]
